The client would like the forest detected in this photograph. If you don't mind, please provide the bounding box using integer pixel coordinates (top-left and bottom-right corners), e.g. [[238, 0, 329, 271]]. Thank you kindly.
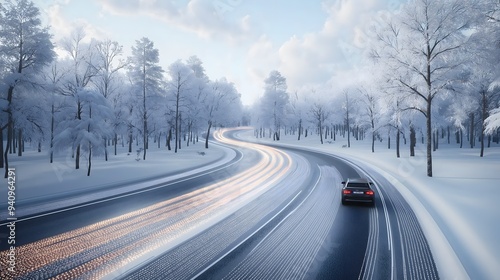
[[0, 0, 244, 177], [251, 0, 500, 177], [1, 0, 500, 178]]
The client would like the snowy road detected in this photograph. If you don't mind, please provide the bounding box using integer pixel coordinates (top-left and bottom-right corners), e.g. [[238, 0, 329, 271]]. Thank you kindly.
[[0, 128, 439, 279]]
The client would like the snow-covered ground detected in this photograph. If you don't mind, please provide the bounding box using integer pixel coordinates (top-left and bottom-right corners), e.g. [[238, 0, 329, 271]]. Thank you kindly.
[[1, 128, 499, 279], [236, 129, 500, 280], [0, 136, 235, 218]]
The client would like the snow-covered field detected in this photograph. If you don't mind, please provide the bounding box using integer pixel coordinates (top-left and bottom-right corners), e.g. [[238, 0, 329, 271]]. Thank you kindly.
[[0, 137, 234, 218], [236, 129, 500, 280], [1, 128, 499, 279]]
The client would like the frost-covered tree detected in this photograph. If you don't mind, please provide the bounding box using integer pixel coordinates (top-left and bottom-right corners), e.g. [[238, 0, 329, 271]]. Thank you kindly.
[[259, 70, 289, 141], [370, 0, 476, 177], [108, 73, 130, 155], [42, 62, 67, 163], [359, 86, 385, 153], [184, 56, 208, 147], [203, 78, 241, 148], [58, 28, 99, 170], [310, 101, 330, 145], [288, 91, 309, 141], [93, 39, 127, 161], [341, 89, 358, 148], [485, 108, 500, 135], [466, 1, 500, 155], [0, 0, 55, 176], [54, 89, 112, 176], [167, 60, 194, 153], [127, 37, 164, 160]]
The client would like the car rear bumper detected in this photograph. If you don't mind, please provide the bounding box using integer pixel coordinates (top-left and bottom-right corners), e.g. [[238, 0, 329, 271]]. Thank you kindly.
[[342, 195, 374, 203]]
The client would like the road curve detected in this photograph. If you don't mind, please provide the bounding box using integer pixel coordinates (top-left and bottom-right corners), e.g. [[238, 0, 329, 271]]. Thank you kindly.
[[0, 128, 439, 279]]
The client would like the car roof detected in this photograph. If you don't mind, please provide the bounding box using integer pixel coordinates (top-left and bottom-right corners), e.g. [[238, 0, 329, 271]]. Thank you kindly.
[[347, 178, 370, 183]]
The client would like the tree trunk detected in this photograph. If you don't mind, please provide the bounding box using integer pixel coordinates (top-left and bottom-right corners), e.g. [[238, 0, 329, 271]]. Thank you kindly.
[[205, 121, 212, 149], [396, 127, 400, 158], [104, 138, 108, 161], [11, 128, 15, 154], [178, 114, 182, 151], [128, 131, 133, 153], [4, 122, 12, 178], [76, 144, 80, 169], [17, 129, 22, 157], [298, 119, 302, 141], [426, 101, 433, 177], [371, 118, 375, 153], [410, 126, 416, 157], [460, 128, 463, 148], [143, 118, 147, 161], [480, 90, 488, 157], [114, 133, 118, 156], [87, 141, 92, 176], [347, 125, 351, 148], [447, 126, 451, 144], [433, 130, 437, 152], [167, 128, 172, 151], [470, 113, 475, 149], [75, 101, 82, 169], [480, 131, 485, 157], [0, 128, 3, 168], [319, 122, 323, 144], [50, 104, 55, 163]]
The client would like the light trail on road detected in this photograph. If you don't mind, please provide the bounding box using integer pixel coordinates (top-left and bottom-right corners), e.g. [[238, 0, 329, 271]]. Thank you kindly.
[[0, 128, 440, 279], [0, 129, 294, 279]]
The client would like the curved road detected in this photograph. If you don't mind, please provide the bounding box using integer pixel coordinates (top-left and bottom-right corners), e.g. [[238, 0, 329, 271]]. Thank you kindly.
[[0, 128, 438, 279]]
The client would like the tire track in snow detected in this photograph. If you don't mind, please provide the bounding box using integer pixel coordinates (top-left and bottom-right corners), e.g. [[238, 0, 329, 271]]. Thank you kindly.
[[358, 206, 379, 280], [364, 170, 439, 280]]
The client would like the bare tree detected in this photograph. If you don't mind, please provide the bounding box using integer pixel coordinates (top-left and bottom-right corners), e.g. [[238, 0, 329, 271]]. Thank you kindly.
[[94, 39, 127, 161], [310, 102, 330, 144], [59, 27, 98, 170], [359, 87, 382, 153], [342, 90, 356, 148], [260, 71, 289, 141], [167, 60, 193, 153], [128, 37, 164, 160], [371, 0, 474, 176]]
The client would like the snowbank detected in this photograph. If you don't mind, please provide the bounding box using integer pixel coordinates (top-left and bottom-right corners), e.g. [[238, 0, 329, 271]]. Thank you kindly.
[[0, 139, 235, 219]]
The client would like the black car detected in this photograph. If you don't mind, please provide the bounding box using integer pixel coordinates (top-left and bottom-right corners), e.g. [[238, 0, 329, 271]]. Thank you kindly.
[[341, 178, 375, 206]]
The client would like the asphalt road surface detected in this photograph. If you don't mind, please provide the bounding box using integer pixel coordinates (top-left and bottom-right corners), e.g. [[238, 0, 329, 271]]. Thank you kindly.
[[0, 128, 438, 279]]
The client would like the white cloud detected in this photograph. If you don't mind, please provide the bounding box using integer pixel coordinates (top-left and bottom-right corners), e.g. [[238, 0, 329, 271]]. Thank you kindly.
[[272, 0, 401, 93], [246, 35, 279, 88], [99, 0, 255, 43], [45, 3, 108, 42]]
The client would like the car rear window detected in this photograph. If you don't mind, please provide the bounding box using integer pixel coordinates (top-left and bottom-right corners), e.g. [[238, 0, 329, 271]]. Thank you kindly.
[[347, 183, 370, 189]]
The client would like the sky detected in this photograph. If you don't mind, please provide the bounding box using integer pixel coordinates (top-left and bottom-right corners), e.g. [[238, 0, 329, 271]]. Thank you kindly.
[[34, 0, 404, 105]]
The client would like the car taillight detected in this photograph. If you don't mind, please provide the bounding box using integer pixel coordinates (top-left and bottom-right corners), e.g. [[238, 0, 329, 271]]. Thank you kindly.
[[365, 190, 374, 195], [343, 190, 352, 194]]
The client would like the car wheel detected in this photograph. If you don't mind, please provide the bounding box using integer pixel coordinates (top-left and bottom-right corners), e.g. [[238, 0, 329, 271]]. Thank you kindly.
[[341, 199, 347, 205]]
